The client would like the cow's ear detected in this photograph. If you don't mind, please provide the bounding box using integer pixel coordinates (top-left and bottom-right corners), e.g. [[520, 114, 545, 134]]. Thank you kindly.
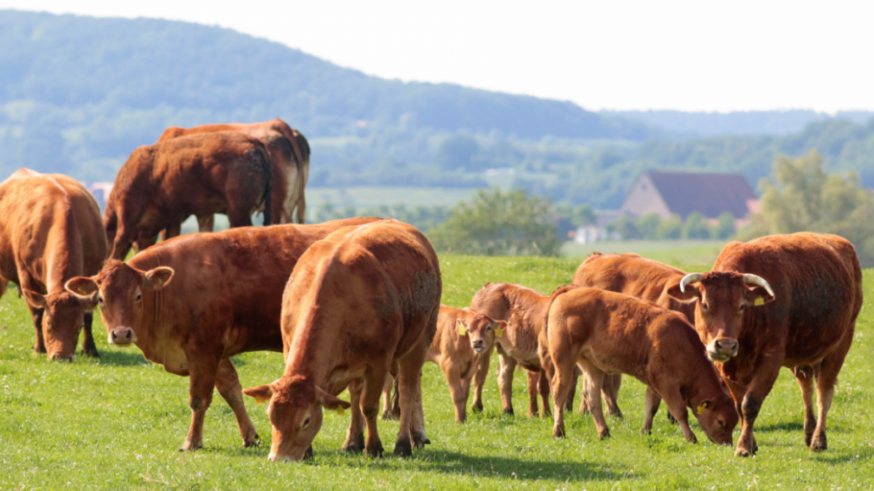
[[65, 277, 98, 299], [667, 281, 700, 303], [696, 400, 712, 415], [315, 385, 351, 412], [243, 384, 275, 404], [22, 289, 48, 309], [744, 286, 775, 306], [143, 267, 174, 290], [456, 319, 468, 336]]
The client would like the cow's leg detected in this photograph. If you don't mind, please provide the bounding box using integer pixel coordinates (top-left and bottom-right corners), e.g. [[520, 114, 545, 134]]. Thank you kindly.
[[295, 198, 306, 224], [497, 353, 517, 415], [181, 356, 219, 451], [734, 366, 781, 457], [471, 350, 491, 413], [579, 360, 610, 440], [110, 225, 136, 261], [442, 363, 467, 423], [197, 215, 215, 233], [537, 370, 552, 418], [525, 369, 540, 418], [578, 369, 592, 414], [603, 373, 623, 418], [342, 379, 365, 453], [81, 312, 99, 357], [29, 306, 46, 354], [811, 326, 853, 452], [361, 369, 387, 458], [566, 366, 580, 412], [381, 376, 395, 420], [794, 365, 817, 448], [226, 201, 255, 229], [394, 345, 428, 457], [549, 354, 576, 438], [214, 358, 259, 447], [642, 386, 662, 435], [662, 385, 697, 444]]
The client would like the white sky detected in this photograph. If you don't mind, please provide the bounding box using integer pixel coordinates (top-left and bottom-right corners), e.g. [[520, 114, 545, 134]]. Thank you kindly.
[[2, 0, 873, 113]]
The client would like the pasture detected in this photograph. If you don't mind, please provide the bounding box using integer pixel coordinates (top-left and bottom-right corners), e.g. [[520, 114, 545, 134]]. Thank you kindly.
[[1, 254, 872, 489]]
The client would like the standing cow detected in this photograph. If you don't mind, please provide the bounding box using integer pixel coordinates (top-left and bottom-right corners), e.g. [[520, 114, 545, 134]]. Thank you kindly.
[[104, 131, 273, 260], [157, 118, 309, 225], [669, 233, 862, 456], [0, 169, 108, 360], [573, 252, 696, 418], [244, 220, 441, 462], [65, 218, 378, 451]]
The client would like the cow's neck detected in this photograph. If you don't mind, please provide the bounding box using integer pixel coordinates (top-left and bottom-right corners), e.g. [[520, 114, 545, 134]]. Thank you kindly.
[[505, 286, 550, 340], [44, 205, 84, 293], [283, 307, 334, 388]]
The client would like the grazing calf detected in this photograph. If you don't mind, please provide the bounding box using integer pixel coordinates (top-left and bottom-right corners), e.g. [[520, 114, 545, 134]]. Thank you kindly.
[[470, 283, 577, 418], [573, 253, 696, 418], [104, 131, 273, 260], [0, 169, 107, 360], [65, 218, 378, 451], [243, 221, 441, 462], [547, 286, 738, 444], [669, 233, 862, 456]]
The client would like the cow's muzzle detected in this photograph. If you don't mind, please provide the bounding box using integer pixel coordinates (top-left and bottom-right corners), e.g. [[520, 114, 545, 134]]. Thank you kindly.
[[109, 328, 136, 346], [48, 352, 75, 362], [471, 339, 485, 353], [707, 338, 738, 362]]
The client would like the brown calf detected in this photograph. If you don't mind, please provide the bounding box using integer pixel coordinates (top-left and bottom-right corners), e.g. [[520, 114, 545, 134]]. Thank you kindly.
[[573, 252, 696, 418], [669, 232, 862, 456], [243, 221, 441, 462], [469, 283, 577, 418], [0, 169, 108, 360], [104, 131, 273, 260], [547, 286, 738, 444], [65, 218, 378, 451]]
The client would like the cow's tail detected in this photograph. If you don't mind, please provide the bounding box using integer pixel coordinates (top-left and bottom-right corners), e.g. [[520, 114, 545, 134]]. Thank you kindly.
[[255, 145, 272, 226]]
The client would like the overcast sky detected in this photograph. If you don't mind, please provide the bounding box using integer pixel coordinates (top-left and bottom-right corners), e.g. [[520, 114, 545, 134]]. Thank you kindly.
[[3, 0, 872, 113]]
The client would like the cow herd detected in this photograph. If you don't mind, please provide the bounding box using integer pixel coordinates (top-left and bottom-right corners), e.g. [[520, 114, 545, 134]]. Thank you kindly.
[[0, 119, 863, 463]]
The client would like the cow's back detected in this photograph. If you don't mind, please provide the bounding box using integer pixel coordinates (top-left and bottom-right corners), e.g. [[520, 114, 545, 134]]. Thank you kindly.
[[714, 232, 861, 361]]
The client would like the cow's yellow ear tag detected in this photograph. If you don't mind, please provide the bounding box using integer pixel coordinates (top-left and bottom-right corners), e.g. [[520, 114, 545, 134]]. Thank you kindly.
[[755, 297, 765, 306], [696, 403, 707, 415], [456, 319, 468, 336], [495, 326, 504, 338], [336, 406, 346, 416]]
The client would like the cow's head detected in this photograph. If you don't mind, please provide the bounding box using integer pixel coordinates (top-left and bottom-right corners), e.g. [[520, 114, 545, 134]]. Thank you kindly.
[[23, 288, 98, 361], [243, 375, 351, 462], [65, 261, 174, 347], [456, 314, 504, 354], [668, 271, 775, 362], [691, 392, 739, 445]]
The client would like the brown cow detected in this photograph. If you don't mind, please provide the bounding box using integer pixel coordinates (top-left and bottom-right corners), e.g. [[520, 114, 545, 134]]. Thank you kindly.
[[547, 286, 738, 444], [64, 218, 378, 451], [104, 131, 273, 260], [573, 252, 696, 418], [0, 169, 108, 360], [469, 283, 577, 418], [243, 221, 441, 462], [668, 233, 862, 456], [157, 118, 309, 225]]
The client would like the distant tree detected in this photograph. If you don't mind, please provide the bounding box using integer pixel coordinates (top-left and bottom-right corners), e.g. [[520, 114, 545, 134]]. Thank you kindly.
[[636, 213, 662, 240], [657, 216, 683, 240], [427, 188, 560, 256], [436, 135, 480, 171], [607, 216, 641, 240], [681, 212, 711, 239], [573, 205, 596, 227], [712, 213, 736, 240]]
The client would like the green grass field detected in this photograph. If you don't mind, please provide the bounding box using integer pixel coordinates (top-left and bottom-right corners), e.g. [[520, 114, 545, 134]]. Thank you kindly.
[[1, 254, 873, 489]]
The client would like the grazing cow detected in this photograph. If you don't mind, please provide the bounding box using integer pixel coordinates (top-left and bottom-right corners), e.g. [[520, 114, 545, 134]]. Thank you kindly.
[[158, 118, 309, 225], [243, 221, 441, 462], [573, 252, 696, 418], [469, 283, 578, 418], [104, 131, 273, 260], [103, 191, 214, 254], [668, 233, 862, 456], [0, 169, 108, 360], [547, 286, 738, 444], [64, 218, 378, 451]]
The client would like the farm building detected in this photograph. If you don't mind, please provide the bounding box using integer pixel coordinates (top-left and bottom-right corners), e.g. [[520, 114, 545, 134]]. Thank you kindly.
[[619, 171, 758, 220]]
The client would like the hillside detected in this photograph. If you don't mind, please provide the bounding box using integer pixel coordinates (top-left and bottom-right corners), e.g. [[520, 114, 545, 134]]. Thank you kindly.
[[0, 9, 654, 183]]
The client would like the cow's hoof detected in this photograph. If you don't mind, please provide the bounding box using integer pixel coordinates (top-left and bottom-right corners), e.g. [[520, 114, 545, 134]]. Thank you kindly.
[[502, 408, 514, 416], [394, 439, 413, 458], [381, 410, 395, 421], [553, 426, 566, 439], [608, 410, 623, 419], [735, 445, 754, 457], [33, 346, 47, 355], [471, 402, 483, 413], [342, 434, 365, 454], [365, 442, 384, 458], [667, 412, 677, 424], [179, 441, 202, 452], [811, 433, 827, 452], [412, 432, 430, 449], [641, 427, 652, 436], [242, 433, 260, 448], [598, 429, 611, 440], [82, 346, 100, 358]]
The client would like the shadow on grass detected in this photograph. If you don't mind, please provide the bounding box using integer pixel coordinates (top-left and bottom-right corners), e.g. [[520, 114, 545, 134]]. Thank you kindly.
[[811, 447, 874, 465], [92, 349, 149, 367], [755, 421, 804, 433]]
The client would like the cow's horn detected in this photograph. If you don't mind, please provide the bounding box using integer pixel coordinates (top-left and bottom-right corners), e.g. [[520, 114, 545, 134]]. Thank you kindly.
[[742, 274, 774, 297], [679, 273, 704, 293]]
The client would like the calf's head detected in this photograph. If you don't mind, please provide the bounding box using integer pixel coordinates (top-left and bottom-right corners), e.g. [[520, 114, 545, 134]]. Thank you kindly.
[[244, 375, 351, 462], [23, 289, 97, 361], [457, 314, 504, 353], [692, 392, 739, 445], [65, 261, 174, 348], [669, 271, 774, 362]]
